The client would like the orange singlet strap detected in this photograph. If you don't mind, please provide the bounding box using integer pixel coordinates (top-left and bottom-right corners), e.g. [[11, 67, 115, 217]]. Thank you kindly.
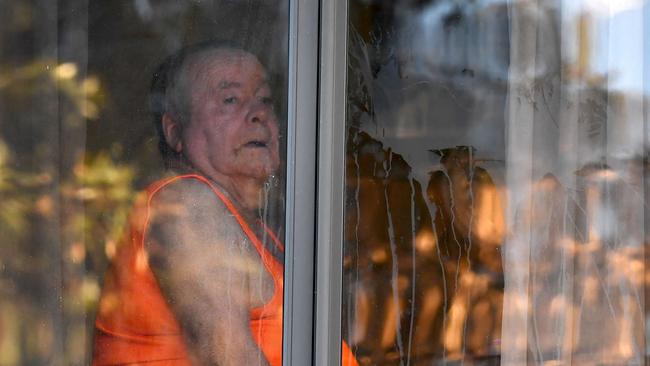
[[261, 222, 285, 253]]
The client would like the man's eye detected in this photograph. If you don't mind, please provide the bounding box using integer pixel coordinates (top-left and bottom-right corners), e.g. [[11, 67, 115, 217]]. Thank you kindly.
[[223, 96, 238, 104], [260, 97, 274, 106]]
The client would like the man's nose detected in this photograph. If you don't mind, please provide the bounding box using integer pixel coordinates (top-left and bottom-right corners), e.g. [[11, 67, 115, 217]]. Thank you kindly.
[[247, 100, 273, 124]]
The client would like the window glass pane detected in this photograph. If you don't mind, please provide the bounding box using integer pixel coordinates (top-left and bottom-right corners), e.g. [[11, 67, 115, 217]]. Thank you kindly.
[[343, 0, 648, 364], [0, 1, 290, 364]]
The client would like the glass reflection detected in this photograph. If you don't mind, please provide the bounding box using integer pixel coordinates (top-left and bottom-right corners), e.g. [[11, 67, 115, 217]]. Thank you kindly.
[[343, 0, 648, 365]]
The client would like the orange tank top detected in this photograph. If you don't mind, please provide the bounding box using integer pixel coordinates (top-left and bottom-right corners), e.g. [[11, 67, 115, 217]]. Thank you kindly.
[[93, 174, 358, 366]]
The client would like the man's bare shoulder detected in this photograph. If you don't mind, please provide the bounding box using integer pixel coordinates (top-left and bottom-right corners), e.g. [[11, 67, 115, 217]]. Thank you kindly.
[[152, 176, 229, 211], [147, 176, 246, 251]]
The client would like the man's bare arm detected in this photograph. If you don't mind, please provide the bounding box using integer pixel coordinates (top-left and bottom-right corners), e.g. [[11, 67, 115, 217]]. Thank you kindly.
[[146, 179, 271, 366]]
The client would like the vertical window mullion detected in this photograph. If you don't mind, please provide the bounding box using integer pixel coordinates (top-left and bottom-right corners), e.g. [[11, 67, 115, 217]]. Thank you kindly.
[[315, 1, 348, 366], [283, 0, 320, 365]]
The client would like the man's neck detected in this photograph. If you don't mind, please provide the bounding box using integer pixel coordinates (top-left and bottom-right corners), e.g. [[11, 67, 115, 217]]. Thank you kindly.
[[217, 175, 266, 216], [169, 162, 267, 219]]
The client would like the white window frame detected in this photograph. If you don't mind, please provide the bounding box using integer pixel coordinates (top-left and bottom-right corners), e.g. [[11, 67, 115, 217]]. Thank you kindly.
[[283, 0, 349, 365], [315, 1, 348, 366], [282, 0, 321, 365]]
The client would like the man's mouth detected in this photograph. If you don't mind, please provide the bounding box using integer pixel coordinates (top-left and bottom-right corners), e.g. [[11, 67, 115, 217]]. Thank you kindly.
[[244, 140, 268, 148]]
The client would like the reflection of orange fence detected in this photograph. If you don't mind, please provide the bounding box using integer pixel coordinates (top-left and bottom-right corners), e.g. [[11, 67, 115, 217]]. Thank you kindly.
[[343, 137, 505, 365]]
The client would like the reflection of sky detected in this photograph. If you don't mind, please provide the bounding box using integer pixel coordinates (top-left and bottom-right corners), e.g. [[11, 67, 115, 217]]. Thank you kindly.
[[647, 1, 650, 94], [416, 0, 649, 93], [601, 9, 644, 92], [575, 0, 647, 93]]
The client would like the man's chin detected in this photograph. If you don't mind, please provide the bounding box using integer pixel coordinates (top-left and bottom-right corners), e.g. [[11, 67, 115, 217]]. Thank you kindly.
[[243, 164, 279, 182]]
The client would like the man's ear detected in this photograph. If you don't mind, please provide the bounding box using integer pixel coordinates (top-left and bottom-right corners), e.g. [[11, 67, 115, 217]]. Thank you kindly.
[[162, 113, 183, 153]]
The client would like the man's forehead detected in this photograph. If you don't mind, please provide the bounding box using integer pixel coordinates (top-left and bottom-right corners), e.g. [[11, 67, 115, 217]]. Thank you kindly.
[[216, 78, 270, 90], [187, 49, 267, 81], [185, 56, 269, 97]]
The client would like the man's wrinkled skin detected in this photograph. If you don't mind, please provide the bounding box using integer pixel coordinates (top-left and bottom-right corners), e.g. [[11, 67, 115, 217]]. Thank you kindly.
[[147, 49, 280, 365]]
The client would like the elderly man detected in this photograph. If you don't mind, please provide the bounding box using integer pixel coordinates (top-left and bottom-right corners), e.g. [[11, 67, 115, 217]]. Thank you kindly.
[[92, 41, 358, 366]]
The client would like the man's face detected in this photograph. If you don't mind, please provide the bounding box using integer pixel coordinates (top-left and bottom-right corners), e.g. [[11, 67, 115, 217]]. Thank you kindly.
[[180, 50, 280, 182]]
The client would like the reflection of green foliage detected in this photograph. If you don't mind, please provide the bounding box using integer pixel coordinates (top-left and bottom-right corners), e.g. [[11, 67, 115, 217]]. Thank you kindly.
[[75, 153, 134, 200], [0, 141, 30, 241], [0, 54, 135, 363], [0, 2, 149, 363], [68, 153, 136, 254], [0, 59, 105, 121], [0, 135, 138, 364]]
